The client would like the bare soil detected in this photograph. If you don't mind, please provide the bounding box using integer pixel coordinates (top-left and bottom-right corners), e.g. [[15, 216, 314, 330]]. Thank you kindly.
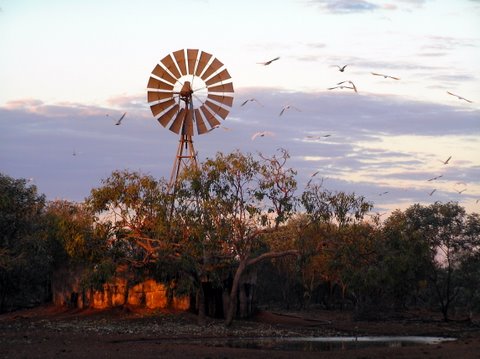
[[1, 305, 479, 359]]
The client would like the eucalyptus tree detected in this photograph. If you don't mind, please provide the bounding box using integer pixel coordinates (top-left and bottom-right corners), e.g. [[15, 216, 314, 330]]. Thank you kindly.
[[43, 199, 115, 295], [0, 174, 47, 311], [301, 182, 372, 227], [401, 202, 480, 320], [44, 199, 106, 263], [86, 170, 172, 268], [379, 209, 431, 309], [299, 182, 373, 308], [85, 169, 187, 304], [179, 150, 299, 326]]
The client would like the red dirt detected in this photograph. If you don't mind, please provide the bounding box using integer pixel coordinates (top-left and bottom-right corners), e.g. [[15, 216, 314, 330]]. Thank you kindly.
[[1, 305, 479, 358]]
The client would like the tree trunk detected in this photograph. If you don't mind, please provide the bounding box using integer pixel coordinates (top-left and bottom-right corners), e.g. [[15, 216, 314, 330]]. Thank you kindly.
[[225, 250, 298, 326], [196, 285, 206, 325], [225, 259, 247, 326], [239, 283, 248, 318]]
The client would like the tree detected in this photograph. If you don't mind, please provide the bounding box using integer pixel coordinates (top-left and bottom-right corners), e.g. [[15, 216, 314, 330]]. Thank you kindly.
[[85, 170, 182, 305], [301, 182, 372, 228], [179, 150, 299, 326], [0, 173, 48, 312], [299, 183, 373, 307], [43, 199, 107, 264], [402, 202, 480, 320], [87, 170, 172, 268], [258, 149, 298, 228], [380, 210, 431, 309]]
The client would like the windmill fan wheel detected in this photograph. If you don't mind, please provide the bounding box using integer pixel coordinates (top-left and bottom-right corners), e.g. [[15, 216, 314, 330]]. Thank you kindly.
[[147, 49, 234, 135]]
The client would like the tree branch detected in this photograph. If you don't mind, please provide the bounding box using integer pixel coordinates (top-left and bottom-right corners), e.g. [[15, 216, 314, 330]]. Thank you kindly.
[[246, 249, 299, 267]]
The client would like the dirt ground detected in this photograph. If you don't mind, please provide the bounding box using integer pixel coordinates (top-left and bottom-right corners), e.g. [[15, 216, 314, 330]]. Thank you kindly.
[[1, 305, 479, 359]]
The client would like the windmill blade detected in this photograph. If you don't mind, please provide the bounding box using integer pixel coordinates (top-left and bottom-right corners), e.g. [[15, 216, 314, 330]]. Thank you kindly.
[[152, 64, 177, 85], [208, 82, 234, 93], [205, 68, 231, 86], [186, 49, 199, 75], [200, 104, 221, 128], [194, 109, 209, 134], [201, 58, 224, 80], [158, 104, 179, 127], [173, 49, 188, 76], [150, 98, 176, 117], [183, 109, 194, 136], [147, 91, 175, 103], [169, 108, 186, 134], [147, 76, 175, 91], [160, 54, 182, 79], [195, 51, 213, 77], [205, 100, 229, 119], [207, 94, 234, 107]]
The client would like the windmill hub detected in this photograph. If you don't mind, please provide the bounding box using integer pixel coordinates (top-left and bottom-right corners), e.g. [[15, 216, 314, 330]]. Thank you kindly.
[[179, 81, 193, 99]]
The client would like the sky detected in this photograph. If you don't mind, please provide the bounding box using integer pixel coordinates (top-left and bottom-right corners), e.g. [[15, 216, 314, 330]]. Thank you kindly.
[[1, 0, 479, 216]]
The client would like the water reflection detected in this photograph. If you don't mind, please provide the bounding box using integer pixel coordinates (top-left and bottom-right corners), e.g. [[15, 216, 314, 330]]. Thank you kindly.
[[200, 336, 456, 352]]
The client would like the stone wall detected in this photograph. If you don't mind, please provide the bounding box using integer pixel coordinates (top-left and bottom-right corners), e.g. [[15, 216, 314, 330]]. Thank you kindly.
[[51, 264, 189, 311]]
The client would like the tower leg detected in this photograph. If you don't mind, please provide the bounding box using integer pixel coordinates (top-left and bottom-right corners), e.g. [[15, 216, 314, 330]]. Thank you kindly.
[[169, 134, 198, 191]]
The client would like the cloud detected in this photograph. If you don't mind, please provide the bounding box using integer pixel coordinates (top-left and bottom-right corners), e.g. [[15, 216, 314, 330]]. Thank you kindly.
[[422, 35, 479, 51], [428, 74, 477, 83], [397, 0, 428, 5], [307, 0, 380, 14], [106, 94, 148, 110], [1, 88, 479, 213], [305, 42, 327, 49]]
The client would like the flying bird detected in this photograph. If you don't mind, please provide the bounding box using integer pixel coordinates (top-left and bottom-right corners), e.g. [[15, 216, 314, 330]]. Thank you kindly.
[[305, 134, 331, 140], [446, 91, 472, 103], [429, 189, 437, 196], [251, 131, 274, 140], [427, 175, 443, 181], [440, 156, 452, 165], [279, 105, 301, 116], [328, 85, 356, 92], [371, 72, 400, 80], [115, 112, 127, 125], [378, 191, 389, 196], [337, 80, 357, 92], [210, 124, 231, 132], [241, 98, 263, 107], [453, 182, 467, 193], [257, 57, 280, 66], [336, 64, 348, 72]]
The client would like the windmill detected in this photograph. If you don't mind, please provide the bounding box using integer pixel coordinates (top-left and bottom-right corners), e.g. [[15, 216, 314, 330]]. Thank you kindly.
[[147, 49, 234, 190]]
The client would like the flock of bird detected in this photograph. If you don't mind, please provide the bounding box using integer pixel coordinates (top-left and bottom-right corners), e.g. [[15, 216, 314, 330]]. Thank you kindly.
[[84, 56, 474, 204], [245, 56, 475, 203], [247, 57, 473, 148]]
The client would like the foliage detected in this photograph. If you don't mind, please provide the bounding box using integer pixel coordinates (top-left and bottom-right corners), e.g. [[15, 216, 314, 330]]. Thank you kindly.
[[43, 200, 107, 263], [87, 170, 172, 268], [379, 210, 431, 308], [390, 202, 480, 320], [178, 150, 299, 325], [2, 154, 479, 322], [0, 173, 49, 311], [301, 183, 372, 227]]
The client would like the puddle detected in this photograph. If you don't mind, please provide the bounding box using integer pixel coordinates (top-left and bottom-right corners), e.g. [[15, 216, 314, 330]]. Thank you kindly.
[[199, 336, 457, 352]]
